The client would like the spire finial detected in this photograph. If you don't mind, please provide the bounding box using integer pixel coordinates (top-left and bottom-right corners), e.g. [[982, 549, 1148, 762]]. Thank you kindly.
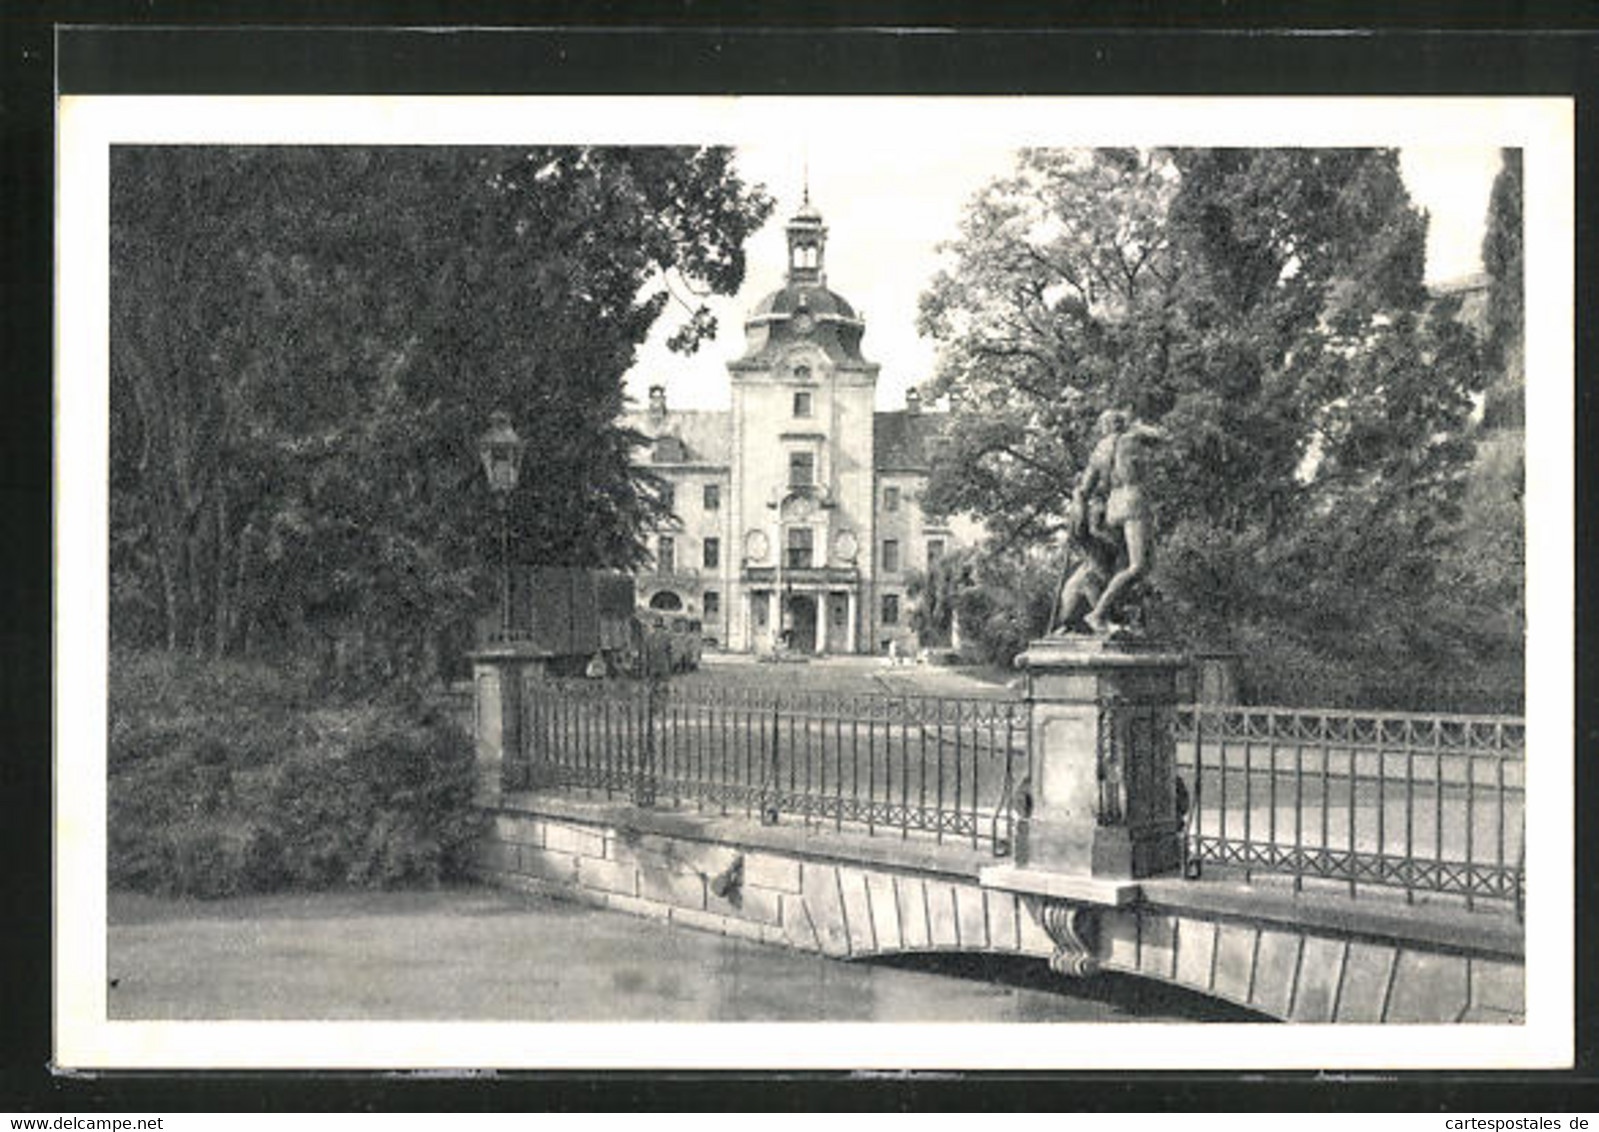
[[802, 150, 810, 207]]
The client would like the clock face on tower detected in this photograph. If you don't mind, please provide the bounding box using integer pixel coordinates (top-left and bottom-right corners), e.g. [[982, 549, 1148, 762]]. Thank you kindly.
[[744, 529, 770, 562]]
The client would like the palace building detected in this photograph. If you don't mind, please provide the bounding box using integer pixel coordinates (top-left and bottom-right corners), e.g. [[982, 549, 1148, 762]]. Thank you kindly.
[[620, 195, 970, 656]]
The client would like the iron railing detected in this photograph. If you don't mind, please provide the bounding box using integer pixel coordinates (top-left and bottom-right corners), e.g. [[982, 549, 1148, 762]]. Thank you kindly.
[[1176, 705, 1525, 911], [508, 680, 1526, 909], [513, 680, 1032, 856]]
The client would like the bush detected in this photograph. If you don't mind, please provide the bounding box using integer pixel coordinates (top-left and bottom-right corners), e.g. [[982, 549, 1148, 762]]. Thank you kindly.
[[936, 525, 1522, 713], [109, 651, 481, 898]]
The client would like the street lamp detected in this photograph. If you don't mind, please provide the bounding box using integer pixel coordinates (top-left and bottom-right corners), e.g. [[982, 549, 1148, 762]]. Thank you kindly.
[[478, 410, 527, 639]]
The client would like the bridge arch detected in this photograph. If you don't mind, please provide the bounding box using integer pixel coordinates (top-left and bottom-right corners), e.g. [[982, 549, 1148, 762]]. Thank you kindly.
[[474, 802, 1524, 1025]]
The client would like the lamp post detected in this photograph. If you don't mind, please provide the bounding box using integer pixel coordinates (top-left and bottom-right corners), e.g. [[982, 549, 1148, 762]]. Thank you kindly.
[[478, 410, 527, 640]]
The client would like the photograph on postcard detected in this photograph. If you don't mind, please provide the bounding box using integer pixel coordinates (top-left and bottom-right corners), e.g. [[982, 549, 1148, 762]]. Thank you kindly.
[[54, 95, 1573, 1069]]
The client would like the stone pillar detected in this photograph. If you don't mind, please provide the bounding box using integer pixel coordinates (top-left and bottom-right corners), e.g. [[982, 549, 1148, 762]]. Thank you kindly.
[[845, 588, 857, 654], [1192, 649, 1242, 704], [470, 645, 548, 804], [814, 592, 827, 655], [1016, 637, 1187, 880]]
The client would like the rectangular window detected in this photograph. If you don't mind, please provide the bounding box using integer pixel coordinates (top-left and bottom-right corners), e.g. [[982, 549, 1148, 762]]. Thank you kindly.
[[883, 485, 900, 512], [753, 592, 769, 628], [703, 537, 720, 570], [927, 539, 945, 568], [787, 527, 814, 569], [882, 539, 899, 573], [789, 450, 814, 487], [660, 482, 675, 510], [704, 591, 720, 618], [657, 535, 675, 574], [882, 594, 900, 625], [703, 482, 720, 510], [793, 390, 813, 417]]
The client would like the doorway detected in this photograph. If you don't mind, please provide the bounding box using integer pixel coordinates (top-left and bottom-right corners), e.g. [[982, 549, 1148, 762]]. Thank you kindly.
[[786, 593, 818, 654], [825, 591, 850, 654]]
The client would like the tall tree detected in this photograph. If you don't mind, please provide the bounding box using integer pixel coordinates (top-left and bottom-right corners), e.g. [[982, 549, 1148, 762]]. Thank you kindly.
[[917, 149, 1180, 548], [1426, 147, 1525, 708], [1479, 147, 1524, 427], [919, 148, 1495, 705], [110, 146, 772, 671]]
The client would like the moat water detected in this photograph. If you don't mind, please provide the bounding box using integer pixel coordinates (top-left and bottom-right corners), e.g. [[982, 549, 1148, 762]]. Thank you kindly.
[[108, 887, 1262, 1023]]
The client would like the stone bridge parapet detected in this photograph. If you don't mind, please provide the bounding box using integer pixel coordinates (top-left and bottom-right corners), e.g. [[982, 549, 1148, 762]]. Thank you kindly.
[[470, 637, 1524, 1025], [474, 792, 1524, 1024]]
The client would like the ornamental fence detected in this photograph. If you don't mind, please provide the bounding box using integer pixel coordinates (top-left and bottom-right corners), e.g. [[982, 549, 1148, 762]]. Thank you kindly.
[[510, 680, 1033, 856], [505, 679, 1526, 915], [1175, 705, 1525, 914]]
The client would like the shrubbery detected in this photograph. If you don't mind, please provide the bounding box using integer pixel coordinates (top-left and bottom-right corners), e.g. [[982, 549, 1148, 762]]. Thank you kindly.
[[925, 536, 1522, 714], [108, 650, 481, 898]]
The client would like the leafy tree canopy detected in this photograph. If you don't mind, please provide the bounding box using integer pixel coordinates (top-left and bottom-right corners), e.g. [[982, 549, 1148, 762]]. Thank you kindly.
[[918, 147, 1506, 708], [111, 146, 772, 674]]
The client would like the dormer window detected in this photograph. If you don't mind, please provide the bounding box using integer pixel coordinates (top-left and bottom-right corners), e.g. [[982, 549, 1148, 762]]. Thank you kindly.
[[793, 390, 812, 417], [652, 436, 687, 464]]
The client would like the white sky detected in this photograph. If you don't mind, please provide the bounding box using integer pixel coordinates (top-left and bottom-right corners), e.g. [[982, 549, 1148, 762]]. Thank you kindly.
[[626, 144, 1505, 412]]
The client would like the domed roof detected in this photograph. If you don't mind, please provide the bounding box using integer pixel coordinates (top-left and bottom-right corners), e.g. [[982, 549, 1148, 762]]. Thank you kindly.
[[734, 191, 871, 366], [740, 284, 867, 365], [751, 283, 857, 320]]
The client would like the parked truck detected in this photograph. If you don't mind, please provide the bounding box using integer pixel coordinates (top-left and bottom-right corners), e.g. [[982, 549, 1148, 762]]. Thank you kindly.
[[479, 567, 636, 675], [480, 567, 698, 677]]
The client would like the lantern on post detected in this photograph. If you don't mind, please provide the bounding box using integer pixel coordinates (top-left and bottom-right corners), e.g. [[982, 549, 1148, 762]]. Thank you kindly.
[[478, 410, 527, 639]]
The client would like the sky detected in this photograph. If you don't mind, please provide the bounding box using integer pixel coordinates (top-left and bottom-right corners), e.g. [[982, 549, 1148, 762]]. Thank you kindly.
[[623, 144, 1505, 413]]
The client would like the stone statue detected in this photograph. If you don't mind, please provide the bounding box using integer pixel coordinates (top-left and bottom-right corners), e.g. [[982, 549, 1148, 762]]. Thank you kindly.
[[1050, 493, 1119, 635], [1063, 408, 1166, 635]]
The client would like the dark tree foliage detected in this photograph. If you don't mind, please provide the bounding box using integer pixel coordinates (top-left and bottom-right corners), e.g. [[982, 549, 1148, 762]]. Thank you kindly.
[[919, 148, 1505, 708], [110, 146, 772, 677], [1428, 148, 1525, 708], [1480, 148, 1524, 428]]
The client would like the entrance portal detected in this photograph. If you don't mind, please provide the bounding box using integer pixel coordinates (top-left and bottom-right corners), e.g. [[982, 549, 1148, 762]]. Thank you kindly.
[[825, 591, 851, 654], [786, 594, 818, 654]]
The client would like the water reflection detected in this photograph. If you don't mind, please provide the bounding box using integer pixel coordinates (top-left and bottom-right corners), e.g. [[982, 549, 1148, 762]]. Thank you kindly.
[[506, 894, 1262, 1023], [107, 887, 1266, 1023]]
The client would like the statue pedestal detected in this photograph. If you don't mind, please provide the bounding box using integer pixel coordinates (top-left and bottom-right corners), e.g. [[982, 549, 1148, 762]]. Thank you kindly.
[[1015, 636, 1187, 880]]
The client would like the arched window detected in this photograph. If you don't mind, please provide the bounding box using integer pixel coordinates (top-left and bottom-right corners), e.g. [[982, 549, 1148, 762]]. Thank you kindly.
[[649, 591, 684, 612]]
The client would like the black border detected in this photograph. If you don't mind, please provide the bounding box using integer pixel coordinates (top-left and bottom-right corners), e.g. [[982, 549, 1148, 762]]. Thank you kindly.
[[6, 9, 1596, 1113]]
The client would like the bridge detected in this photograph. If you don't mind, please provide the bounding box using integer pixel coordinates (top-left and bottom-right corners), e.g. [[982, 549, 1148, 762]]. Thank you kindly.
[[466, 639, 1525, 1024]]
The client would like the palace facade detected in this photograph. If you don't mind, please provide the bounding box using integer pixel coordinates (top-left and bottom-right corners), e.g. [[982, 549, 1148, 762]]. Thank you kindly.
[[620, 197, 969, 655]]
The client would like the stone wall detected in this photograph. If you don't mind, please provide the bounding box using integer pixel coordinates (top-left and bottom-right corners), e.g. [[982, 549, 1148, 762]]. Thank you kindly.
[[474, 800, 1524, 1024], [475, 806, 1048, 959]]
